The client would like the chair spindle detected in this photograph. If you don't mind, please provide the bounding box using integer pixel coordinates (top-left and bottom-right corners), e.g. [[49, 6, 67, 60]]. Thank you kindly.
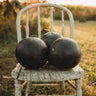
[[62, 10, 65, 37], [26, 10, 29, 38], [38, 6, 41, 38], [51, 7, 53, 33]]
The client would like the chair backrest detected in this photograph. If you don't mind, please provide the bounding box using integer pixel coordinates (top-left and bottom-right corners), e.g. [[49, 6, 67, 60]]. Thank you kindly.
[[16, 3, 74, 42]]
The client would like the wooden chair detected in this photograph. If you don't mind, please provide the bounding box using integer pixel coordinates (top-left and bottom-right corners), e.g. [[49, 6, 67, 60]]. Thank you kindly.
[[11, 3, 84, 96]]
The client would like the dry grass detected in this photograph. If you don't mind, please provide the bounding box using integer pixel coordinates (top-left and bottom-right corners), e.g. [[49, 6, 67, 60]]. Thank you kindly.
[[53, 20, 96, 96], [0, 20, 96, 95]]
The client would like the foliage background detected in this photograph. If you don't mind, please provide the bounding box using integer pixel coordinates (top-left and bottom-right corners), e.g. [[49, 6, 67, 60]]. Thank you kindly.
[[0, 0, 96, 95]]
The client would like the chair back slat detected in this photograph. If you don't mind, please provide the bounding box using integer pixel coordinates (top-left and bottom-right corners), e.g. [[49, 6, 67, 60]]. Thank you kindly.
[[16, 14, 22, 42], [38, 6, 41, 38], [62, 9, 65, 37], [67, 11, 74, 39], [50, 7, 53, 33], [16, 3, 74, 42], [26, 10, 29, 38], [70, 17, 74, 38]]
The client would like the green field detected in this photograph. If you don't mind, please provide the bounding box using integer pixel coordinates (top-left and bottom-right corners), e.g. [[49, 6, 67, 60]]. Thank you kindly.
[[0, 20, 96, 95]]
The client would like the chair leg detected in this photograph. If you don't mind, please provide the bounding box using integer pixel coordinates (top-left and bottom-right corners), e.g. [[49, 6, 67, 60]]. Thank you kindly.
[[76, 78, 82, 96], [25, 81, 31, 96], [15, 79, 21, 96], [60, 81, 65, 95]]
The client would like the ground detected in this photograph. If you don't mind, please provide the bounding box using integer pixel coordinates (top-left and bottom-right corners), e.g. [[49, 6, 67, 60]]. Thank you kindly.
[[0, 20, 96, 96]]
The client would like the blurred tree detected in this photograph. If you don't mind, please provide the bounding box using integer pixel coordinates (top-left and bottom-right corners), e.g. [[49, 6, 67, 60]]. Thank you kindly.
[[39, 0, 47, 3], [2, 0, 21, 18], [11, 0, 21, 9], [22, 0, 40, 3]]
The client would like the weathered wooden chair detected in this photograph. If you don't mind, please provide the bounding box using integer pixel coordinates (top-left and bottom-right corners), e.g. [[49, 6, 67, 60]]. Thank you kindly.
[[11, 3, 84, 96]]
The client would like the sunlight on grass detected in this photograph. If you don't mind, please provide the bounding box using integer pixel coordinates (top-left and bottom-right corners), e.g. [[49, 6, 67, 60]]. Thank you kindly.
[[53, 20, 96, 95]]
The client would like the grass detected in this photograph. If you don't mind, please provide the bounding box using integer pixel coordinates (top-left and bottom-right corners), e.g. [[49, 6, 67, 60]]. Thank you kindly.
[[0, 20, 96, 95], [53, 20, 96, 95]]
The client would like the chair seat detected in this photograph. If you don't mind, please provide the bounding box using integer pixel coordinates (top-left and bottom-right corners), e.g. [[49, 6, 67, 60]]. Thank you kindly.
[[11, 64, 84, 82]]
